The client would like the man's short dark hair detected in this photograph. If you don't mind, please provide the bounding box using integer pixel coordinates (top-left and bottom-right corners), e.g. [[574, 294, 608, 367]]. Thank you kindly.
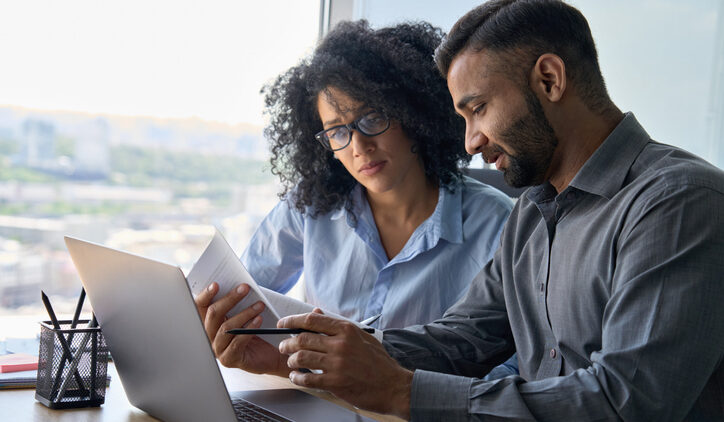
[[435, 0, 613, 113]]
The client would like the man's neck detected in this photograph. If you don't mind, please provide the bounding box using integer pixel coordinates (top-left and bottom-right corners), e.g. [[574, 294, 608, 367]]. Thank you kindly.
[[546, 102, 624, 193]]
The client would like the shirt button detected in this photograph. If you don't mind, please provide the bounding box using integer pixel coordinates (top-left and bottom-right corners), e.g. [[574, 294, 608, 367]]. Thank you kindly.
[[550, 348, 557, 359], [539, 283, 545, 292]]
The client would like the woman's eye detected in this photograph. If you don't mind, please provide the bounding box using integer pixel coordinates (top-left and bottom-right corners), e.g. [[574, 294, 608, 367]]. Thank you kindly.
[[328, 128, 346, 140]]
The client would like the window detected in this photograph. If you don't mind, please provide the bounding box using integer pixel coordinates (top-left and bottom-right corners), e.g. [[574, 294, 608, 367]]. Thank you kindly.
[[0, 0, 319, 328], [337, 0, 724, 169]]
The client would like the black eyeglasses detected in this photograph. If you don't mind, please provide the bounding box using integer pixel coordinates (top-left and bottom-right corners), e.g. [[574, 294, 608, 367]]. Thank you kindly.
[[315, 111, 390, 151]]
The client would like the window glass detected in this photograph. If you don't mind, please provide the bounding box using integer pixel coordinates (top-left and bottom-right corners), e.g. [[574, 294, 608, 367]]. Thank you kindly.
[[0, 0, 319, 327], [356, 0, 724, 169]]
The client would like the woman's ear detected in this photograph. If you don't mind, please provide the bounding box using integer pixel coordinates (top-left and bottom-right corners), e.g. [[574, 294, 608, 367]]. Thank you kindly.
[[530, 53, 566, 103]]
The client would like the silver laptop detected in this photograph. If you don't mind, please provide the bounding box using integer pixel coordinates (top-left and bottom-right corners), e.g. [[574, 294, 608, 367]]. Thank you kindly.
[[64, 236, 374, 422]]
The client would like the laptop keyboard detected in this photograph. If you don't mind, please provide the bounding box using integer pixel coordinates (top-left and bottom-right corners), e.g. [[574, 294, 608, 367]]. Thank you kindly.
[[232, 398, 293, 422]]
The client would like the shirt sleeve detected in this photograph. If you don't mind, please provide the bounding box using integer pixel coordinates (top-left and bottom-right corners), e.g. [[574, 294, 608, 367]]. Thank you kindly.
[[382, 243, 516, 381], [240, 199, 305, 294], [384, 182, 724, 421]]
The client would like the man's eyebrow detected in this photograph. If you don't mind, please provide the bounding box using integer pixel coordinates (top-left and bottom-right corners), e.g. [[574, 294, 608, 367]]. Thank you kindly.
[[456, 94, 483, 111]]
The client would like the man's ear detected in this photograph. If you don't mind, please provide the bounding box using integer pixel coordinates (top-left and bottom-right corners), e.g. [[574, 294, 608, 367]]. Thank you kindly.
[[530, 53, 566, 103]]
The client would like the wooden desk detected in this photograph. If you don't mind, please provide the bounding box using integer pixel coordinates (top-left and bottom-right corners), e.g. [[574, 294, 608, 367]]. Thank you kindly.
[[0, 363, 403, 421]]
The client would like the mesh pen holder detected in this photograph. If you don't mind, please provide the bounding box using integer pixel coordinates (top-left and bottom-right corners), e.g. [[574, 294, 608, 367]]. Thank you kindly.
[[35, 320, 108, 409]]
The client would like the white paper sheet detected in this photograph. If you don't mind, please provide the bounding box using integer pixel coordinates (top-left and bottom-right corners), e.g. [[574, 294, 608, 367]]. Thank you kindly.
[[186, 228, 382, 345], [186, 229, 288, 346]]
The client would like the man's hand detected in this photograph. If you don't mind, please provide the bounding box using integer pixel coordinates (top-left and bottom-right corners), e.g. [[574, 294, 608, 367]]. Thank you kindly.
[[194, 282, 291, 377], [278, 312, 413, 420]]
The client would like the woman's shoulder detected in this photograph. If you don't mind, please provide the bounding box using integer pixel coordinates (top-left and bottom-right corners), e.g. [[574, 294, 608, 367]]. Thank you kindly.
[[274, 191, 354, 228], [456, 175, 514, 213]]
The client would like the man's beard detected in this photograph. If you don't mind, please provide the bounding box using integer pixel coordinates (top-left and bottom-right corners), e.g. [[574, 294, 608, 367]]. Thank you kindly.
[[494, 89, 558, 188]]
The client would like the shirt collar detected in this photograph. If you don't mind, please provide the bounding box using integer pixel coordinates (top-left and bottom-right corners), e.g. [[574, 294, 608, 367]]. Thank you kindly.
[[526, 112, 650, 202], [329, 182, 463, 245], [568, 112, 651, 199], [328, 184, 366, 224], [437, 182, 463, 244], [327, 184, 363, 222]]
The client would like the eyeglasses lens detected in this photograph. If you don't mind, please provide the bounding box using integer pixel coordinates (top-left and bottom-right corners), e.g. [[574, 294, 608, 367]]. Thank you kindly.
[[327, 127, 350, 149], [358, 113, 387, 135]]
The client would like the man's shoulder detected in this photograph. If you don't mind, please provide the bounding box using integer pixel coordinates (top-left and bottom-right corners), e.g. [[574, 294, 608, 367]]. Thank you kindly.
[[627, 141, 724, 196]]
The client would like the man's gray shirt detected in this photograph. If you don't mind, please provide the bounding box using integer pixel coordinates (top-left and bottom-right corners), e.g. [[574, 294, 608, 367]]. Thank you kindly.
[[383, 113, 724, 421]]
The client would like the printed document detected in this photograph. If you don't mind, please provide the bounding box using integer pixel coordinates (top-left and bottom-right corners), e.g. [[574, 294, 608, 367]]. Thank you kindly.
[[186, 229, 378, 346]]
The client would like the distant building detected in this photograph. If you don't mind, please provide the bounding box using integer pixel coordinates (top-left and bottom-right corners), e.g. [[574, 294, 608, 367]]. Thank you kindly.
[[20, 119, 55, 168], [73, 117, 110, 179]]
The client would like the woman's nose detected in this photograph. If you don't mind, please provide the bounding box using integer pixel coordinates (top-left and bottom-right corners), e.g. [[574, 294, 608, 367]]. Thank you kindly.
[[350, 130, 376, 155]]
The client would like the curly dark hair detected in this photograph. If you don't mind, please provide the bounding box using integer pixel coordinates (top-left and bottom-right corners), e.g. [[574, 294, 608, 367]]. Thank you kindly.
[[262, 20, 469, 216]]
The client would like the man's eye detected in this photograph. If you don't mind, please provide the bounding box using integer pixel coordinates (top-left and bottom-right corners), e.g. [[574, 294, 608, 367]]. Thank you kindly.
[[472, 103, 486, 115]]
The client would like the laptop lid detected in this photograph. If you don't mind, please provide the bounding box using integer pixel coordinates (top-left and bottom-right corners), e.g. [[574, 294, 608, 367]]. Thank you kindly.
[[65, 236, 239, 422], [64, 236, 376, 422]]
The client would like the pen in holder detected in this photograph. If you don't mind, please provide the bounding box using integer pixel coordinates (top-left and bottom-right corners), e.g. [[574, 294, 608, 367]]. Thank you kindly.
[[35, 319, 108, 409]]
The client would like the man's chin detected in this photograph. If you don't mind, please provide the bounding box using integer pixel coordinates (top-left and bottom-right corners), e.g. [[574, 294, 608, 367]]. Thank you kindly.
[[503, 167, 536, 189]]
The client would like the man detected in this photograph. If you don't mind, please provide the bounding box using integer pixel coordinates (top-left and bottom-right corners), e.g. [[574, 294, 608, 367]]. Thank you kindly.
[[197, 0, 724, 419]]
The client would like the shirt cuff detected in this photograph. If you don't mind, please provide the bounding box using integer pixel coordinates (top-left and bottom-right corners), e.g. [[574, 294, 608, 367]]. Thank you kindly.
[[410, 369, 471, 421]]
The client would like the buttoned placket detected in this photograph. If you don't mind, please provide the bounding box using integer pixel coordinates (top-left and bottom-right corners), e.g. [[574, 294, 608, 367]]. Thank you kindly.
[[349, 207, 390, 321], [360, 219, 435, 321], [353, 186, 450, 322], [532, 186, 581, 378], [532, 195, 558, 377]]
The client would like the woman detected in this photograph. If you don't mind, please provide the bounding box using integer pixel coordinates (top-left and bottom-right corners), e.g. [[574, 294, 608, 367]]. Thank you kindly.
[[197, 20, 518, 378], [239, 20, 513, 330]]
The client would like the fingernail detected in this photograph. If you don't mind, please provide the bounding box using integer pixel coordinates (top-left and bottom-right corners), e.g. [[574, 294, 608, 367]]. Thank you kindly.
[[236, 284, 247, 294], [253, 302, 264, 311], [208, 284, 215, 292]]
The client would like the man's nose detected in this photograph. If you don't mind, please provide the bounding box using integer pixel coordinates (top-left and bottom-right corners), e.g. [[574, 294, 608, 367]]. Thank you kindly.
[[465, 126, 488, 156]]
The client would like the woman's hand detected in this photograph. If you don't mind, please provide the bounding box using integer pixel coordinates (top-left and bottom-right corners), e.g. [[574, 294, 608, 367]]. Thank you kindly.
[[194, 282, 291, 377]]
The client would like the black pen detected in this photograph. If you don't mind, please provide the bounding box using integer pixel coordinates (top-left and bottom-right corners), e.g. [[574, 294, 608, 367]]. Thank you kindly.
[[70, 287, 86, 329], [41, 291, 87, 399], [50, 287, 86, 397], [226, 327, 375, 335]]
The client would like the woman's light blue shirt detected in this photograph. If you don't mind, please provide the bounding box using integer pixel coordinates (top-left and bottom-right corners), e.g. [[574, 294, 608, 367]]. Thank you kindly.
[[240, 176, 512, 329]]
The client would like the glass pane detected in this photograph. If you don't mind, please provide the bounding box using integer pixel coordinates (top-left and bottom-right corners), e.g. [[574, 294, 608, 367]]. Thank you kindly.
[[358, 0, 724, 169], [0, 0, 319, 331]]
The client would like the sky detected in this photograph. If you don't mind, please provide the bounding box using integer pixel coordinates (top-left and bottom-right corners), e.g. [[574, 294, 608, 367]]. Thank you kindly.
[[0, 0, 319, 126]]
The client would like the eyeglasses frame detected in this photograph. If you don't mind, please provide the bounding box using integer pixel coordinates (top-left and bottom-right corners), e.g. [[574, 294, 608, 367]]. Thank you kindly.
[[314, 111, 391, 152]]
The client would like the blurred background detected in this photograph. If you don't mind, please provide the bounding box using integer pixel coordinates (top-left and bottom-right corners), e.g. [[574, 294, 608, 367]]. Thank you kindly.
[[0, 0, 721, 339]]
